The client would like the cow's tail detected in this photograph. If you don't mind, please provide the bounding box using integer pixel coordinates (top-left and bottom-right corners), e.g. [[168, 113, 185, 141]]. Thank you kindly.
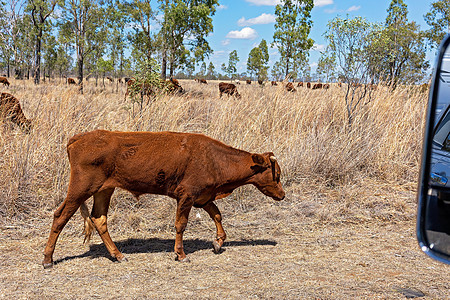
[[79, 202, 94, 244]]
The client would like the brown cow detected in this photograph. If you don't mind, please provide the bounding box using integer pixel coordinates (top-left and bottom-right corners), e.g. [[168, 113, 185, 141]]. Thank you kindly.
[[297, 82, 303, 87], [106, 76, 113, 82], [306, 82, 311, 88], [165, 77, 183, 93], [67, 78, 76, 85], [285, 82, 296, 92], [199, 78, 207, 84], [271, 81, 278, 86], [258, 79, 263, 85], [0, 76, 10, 86], [42, 130, 285, 268], [323, 83, 330, 89], [219, 82, 241, 98], [312, 83, 323, 90], [246, 80, 251, 84], [0, 93, 32, 132]]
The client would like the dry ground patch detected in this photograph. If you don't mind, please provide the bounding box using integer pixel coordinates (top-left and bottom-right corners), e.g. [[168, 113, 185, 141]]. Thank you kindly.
[[0, 78, 448, 298]]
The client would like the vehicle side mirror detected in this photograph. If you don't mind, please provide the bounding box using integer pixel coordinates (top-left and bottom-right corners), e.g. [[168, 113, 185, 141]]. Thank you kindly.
[[417, 34, 450, 264]]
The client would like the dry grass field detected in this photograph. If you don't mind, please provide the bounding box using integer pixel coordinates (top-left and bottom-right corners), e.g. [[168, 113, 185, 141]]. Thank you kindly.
[[0, 78, 449, 299]]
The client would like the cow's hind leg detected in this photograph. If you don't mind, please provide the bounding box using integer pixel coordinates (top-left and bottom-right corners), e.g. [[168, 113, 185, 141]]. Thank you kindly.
[[203, 202, 226, 253], [89, 188, 126, 262], [174, 193, 194, 262], [42, 186, 92, 268]]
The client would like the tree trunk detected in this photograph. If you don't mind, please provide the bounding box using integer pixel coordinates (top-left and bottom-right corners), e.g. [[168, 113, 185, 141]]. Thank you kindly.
[[77, 56, 84, 93], [161, 50, 167, 80], [34, 29, 42, 85]]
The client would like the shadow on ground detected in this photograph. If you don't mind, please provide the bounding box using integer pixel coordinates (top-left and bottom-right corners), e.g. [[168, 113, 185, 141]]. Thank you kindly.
[[53, 238, 277, 266]]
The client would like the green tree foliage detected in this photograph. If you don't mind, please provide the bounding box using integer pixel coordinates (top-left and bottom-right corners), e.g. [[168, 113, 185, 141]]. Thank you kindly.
[[247, 39, 269, 81], [226, 50, 239, 80], [158, 0, 218, 79], [272, 0, 314, 79], [316, 52, 336, 82], [424, 0, 450, 49], [58, 0, 104, 92], [27, 0, 57, 84], [324, 15, 376, 125], [367, 0, 428, 87], [206, 61, 215, 79], [125, 0, 155, 67], [0, 0, 34, 78]]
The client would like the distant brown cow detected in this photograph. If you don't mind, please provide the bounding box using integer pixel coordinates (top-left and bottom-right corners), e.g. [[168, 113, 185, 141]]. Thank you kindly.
[[312, 83, 323, 90], [106, 76, 113, 82], [307, 82, 311, 88], [166, 77, 183, 93], [271, 81, 278, 86], [297, 82, 303, 87], [67, 78, 76, 85], [0, 93, 32, 132], [199, 78, 207, 84], [258, 79, 263, 85], [219, 82, 241, 98], [0, 76, 10, 86], [42, 130, 285, 268], [367, 84, 377, 90], [285, 82, 296, 92], [246, 80, 251, 84], [323, 83, 330, 89]]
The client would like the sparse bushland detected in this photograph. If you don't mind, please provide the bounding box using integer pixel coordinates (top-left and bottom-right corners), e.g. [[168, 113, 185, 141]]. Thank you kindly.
[[2, 79, 449, 299], [0, 79, 426, 221]]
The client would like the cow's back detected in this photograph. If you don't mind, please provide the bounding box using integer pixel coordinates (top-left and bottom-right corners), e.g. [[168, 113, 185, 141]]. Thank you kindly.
[[67, 130, 227, 196]]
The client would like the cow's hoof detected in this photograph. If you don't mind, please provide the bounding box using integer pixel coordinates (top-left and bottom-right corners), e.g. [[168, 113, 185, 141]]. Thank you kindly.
[[213, 240, 221, 254], [116, 256, 128, 263], [42, 262, 53, 269], [176, 256, 190, 263]]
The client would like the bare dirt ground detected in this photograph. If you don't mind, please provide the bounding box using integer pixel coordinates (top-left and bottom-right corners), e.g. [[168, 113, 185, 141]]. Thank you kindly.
[[1, 183, 449, 299]]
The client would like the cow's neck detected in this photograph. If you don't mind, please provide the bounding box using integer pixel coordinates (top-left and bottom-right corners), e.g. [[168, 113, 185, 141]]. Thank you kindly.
[[215, 150, 257, 192]]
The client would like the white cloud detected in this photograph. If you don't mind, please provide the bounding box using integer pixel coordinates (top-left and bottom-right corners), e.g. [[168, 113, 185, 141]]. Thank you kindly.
[[314, 0, 333, 7], [245, 0, 281, 6], [347, 5, 361, 12], [313, 44, 326, 51], [217, 4, 227, 10], [226, 27, 258, 40], [238, 13, 276, 26], [222, 39, 230, 46], [214, 50, 226, 57]]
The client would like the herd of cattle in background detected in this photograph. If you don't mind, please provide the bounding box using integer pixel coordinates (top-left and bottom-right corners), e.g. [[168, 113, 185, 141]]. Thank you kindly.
[[0, 73, 431, 133]]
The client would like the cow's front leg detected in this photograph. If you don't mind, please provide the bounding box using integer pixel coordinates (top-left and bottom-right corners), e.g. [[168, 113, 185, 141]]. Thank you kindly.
[[203, 202, 226, 253], [174, 194, 193, 262]]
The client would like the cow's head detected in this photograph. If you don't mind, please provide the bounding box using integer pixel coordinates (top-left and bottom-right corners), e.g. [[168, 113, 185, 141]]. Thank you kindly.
[[250, 152, 285, 201]]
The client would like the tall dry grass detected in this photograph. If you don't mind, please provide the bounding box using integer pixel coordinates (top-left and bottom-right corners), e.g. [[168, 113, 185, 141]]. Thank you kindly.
[[0, 78, 427, 221]]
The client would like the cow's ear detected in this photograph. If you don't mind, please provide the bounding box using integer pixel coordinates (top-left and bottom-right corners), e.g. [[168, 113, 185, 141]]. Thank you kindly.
[[251, 154, 269, 171]]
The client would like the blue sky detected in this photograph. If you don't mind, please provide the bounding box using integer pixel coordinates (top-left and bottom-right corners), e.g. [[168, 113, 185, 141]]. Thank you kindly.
[[205, 0, 437, 76]]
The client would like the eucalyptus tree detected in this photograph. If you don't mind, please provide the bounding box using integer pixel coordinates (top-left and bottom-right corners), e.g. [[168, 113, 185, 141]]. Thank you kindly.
[[0, 0, 27, 77], [247, 39, 269, 81], [158, 0, 218, 79], [272, 0, 314, 79], [366, 0, 428, 87], [124, 0, 155, 73], [27, 0, 57, 84], [316, 51, 336, 82], [324, 16, 376, 125], [424, 0, 450, 49], [206, 61, 215, 79], [58, 0, 104, 92], [226, 50, 239, 80]]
